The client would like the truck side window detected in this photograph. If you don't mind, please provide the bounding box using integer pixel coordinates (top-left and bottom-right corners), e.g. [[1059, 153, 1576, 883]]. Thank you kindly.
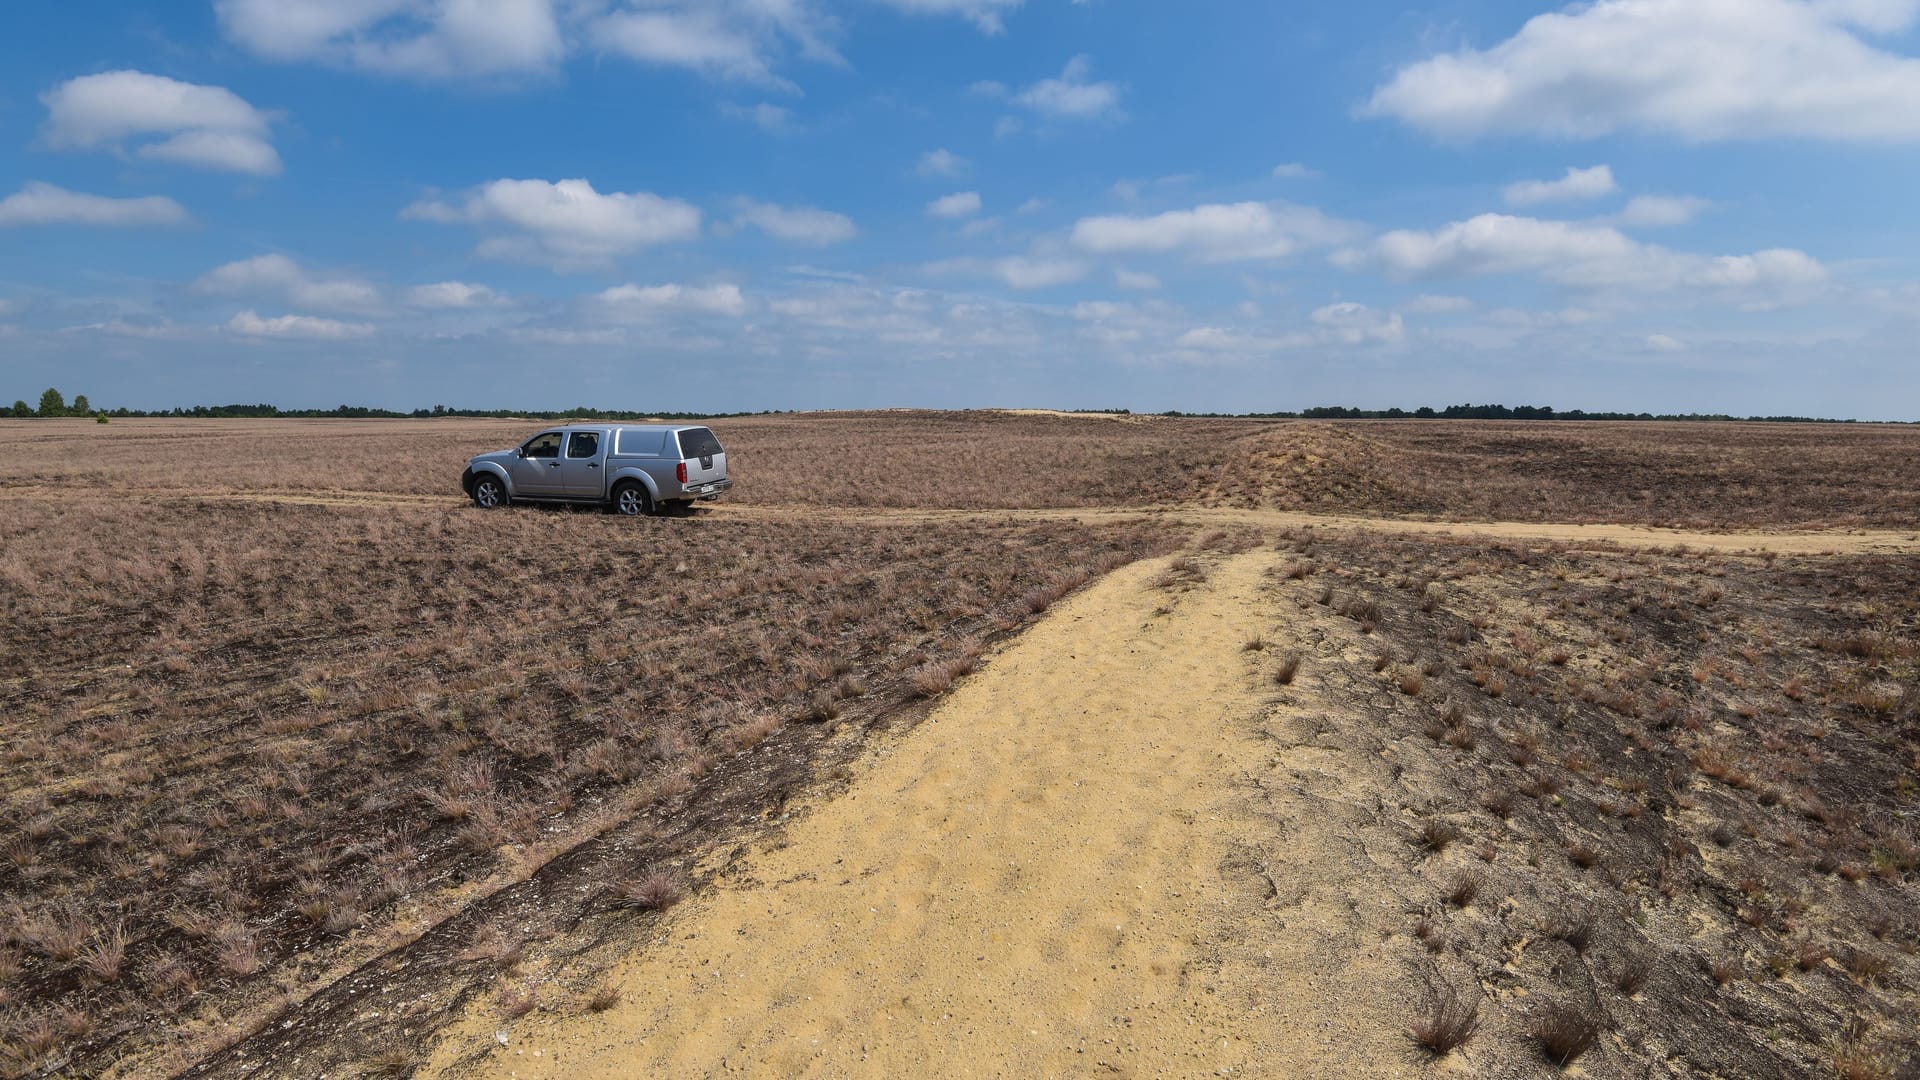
[[523, 433, 562, 459], [567, 432, 599, 458]]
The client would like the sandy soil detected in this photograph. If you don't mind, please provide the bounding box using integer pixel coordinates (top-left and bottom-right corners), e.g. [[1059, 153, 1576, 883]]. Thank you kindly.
[[422, 552, 1422, 1079]]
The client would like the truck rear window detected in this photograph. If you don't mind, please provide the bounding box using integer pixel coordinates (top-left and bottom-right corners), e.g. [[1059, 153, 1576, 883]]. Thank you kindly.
[[677, 427, 723, 458]]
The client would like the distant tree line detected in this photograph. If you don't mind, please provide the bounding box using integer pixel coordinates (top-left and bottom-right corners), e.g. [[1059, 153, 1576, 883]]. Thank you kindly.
[[1165, 403, 1865, 423], [3, 390, 1880, 424], [3, 391, 775, 421]]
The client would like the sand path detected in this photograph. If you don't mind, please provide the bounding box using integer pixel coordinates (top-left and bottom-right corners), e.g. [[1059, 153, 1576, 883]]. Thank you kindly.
[[423, 552, 1418, 1079]]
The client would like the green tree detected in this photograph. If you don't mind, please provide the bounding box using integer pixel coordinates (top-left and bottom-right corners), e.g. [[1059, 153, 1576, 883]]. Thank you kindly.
[[71, 394, 90, 414], [36, 388, 66, 417], [10, 400, 30, 418]]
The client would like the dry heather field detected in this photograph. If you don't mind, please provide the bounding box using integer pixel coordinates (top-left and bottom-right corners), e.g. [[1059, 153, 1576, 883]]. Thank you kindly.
[[0, 412, 1916, 1078]]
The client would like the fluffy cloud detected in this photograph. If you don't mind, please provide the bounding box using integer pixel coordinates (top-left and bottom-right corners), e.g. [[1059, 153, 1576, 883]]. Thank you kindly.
[[872, 0, 1024, 34], [227, 310, 375, 339], [1646, 333, 1688, 351], [1071, 201, 1358, 262], [585, 1, 840, 88], [993, 255, 1087, 289], [1403, 294, 1474, 314], [1367, 0, 1920, 141], [596, 282, 747, 318], [1353, 212, 1831, 296], [41, 71, 281, 175], [1614, 195, 1712, 227], [733, 199, 857, 245], [403, 179, 701, 269], [215, 0, 564, 79], [720, 102, 794, 131], [1010, 56, 1123, 120], [1503, 165, 1617, 206], [0, 182, 188, 227], [408, 281, 506, 308], [927, 191, 983, 218], [1271, 162, 1318, 179], [196, 255, 383, 314], [1114, 268, 1162, 290], [917, 148, 969, 177], [1310, 302, 1406, 345]]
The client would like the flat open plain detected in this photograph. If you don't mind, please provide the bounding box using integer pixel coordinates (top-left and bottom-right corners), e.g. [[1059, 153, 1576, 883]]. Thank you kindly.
[[2, 414, 1916, 1078]]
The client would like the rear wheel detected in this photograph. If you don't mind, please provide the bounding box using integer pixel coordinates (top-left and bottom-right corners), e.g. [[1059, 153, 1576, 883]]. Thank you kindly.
[[471, 474, 507, 509], [612, 482, 653, 516]]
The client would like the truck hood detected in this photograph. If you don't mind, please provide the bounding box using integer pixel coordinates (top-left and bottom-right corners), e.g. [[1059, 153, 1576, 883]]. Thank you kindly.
[[469, 449, 518, 467]]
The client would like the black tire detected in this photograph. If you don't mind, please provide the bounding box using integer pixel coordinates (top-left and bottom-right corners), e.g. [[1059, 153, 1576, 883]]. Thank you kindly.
[[611, 481, 653, 517], [470, 474, 507, 510]]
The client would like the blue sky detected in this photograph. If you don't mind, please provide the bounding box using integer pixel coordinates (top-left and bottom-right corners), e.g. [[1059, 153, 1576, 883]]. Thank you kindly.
[[1, 0, 1917, 416]]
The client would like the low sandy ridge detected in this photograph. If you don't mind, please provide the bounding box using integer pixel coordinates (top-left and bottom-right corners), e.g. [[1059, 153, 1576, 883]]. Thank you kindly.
[[424, 552, 1420, 1078]]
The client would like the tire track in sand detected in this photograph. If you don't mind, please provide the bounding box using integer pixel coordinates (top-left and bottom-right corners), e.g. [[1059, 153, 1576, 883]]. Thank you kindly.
[[423, 552, 1419, 1079]]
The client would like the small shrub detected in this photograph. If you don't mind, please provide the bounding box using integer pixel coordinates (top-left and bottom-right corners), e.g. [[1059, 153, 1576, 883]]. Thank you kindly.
[[1547, 906, 1598, 955], [616, 871, 685, 912], [1408, 983, 1480, 1055], [1272, 652, 1301, 686], [587, 981, 623, 1012], [1532, 1000, 1602, 1068], [1417, 819, 1461, 855], [1613, 948, 1653, 996], [1445, 871, 1480, 908]]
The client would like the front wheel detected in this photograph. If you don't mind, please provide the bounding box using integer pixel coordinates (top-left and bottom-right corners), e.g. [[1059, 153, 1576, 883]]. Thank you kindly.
[[471, 475, 507, 509], [611, 482, 653, 516]]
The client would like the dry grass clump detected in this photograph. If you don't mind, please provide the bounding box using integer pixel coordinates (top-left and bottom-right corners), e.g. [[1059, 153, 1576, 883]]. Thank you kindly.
[[1407, 982, 1480, 1055], [614, 871, 686, 912], [1532, 1000, 1603, 1068]]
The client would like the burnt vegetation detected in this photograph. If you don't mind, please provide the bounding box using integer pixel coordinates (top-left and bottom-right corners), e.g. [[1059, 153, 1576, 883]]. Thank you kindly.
[[1259, 523, 1920, 1077], [0, 493, 1168, 1076]]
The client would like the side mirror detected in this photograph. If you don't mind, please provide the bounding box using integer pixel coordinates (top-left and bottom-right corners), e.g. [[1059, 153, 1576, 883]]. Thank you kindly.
[[516, 447, 528, 458]]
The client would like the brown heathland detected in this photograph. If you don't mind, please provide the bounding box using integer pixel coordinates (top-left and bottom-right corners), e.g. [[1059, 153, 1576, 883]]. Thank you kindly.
[[0, 413, 1914, 1079]]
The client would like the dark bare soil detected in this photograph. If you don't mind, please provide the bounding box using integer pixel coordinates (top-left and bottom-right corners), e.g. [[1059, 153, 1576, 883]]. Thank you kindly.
[[1259, 528, 1920, 1076], [0, 497, 1172, 1077]]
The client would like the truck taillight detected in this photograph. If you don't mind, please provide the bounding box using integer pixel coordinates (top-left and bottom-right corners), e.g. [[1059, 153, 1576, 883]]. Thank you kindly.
[[676, 462, 688, 484]]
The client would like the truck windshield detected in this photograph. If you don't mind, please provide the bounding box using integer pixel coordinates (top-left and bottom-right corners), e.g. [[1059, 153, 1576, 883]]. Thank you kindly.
[[677, 427, 722, 458]]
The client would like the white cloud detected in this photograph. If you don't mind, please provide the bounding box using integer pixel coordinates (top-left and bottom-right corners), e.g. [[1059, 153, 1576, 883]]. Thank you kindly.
[[928, 191, 983, 218], [1503, 165, 1617, 206], [871, 0, 1024, 34], [596, 282, 747, 318], [408, 281, 506, 308], [1071, 201, 1359, 262], [1271, 162, 1318, 179], [41, 70, 281, 176], [508, 326, 626, 346], [1367, 0, 1920, 141], [1646, 333, 1688, 351], [1175, 326, 1314, 354], [227, 309, 375, 339], [69, 318, 199, 340], [215, 0, 564, 79], [733, 199, 856, 245], [1355, 212, 1831, 297], [720, 102, 794, 131], [1310, 302, 1406, 345], [1012, 55, 1123, 120], [917, 148, 969, 177], [402, 178, 701, 269], [586, 1, 840, 88], [1615, 194, 1712, 227], [993, 255, 1087, 289], [1403, 294, 1474, 314], [1114, 267, 1161, 290], [196, 254, 383, 314], [0, 182, 188, 227]]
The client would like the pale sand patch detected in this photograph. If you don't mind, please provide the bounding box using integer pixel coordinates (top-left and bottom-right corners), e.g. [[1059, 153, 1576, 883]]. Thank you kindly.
[[423, 553, 1420, 1078]]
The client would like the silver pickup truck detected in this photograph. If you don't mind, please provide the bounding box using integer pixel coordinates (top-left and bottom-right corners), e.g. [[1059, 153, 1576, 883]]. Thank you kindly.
[[461, 423, 732, 515]]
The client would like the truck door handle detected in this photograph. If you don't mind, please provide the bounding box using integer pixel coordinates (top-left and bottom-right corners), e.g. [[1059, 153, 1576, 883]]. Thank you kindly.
[[586, 462, 598, 468], [549, 462, 561, 468]]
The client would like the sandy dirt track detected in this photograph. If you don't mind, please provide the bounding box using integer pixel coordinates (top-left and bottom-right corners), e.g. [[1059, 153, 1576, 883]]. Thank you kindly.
[[424, 552, 1418, 1079], [4, 482, 1916, 554]]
